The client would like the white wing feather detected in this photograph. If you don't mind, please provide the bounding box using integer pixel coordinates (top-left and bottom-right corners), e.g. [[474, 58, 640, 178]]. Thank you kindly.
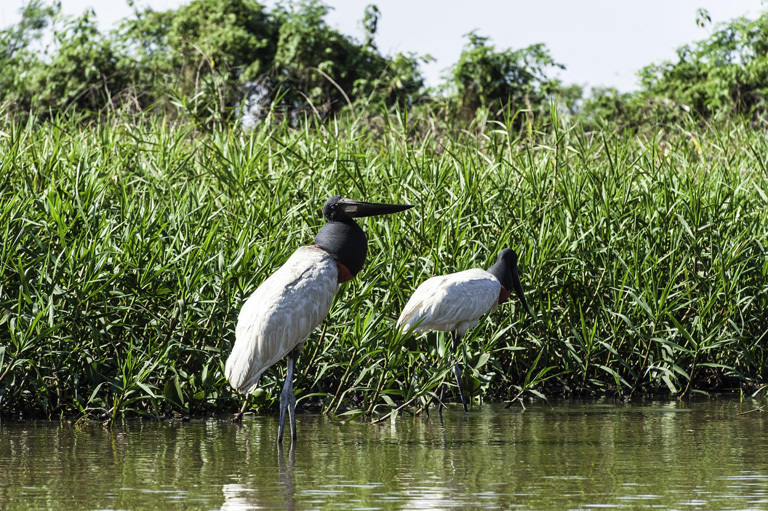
[[225, 246, 339, 394], [397, 268, 500, 337]]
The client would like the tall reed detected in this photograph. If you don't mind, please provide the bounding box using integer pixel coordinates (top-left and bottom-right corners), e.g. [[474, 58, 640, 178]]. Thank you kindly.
[[1, 109, 766, 420]]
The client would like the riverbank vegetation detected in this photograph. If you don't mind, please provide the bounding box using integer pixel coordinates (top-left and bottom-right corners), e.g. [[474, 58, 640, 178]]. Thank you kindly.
[[1, 0, 767, 421]]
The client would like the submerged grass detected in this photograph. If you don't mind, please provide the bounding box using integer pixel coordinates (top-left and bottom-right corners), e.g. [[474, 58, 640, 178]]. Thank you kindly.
[[1, 109, 767, 421]]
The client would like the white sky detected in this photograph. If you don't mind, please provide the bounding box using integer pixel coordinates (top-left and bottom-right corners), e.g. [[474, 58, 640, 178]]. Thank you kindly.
[[1, 0, 765, 92]]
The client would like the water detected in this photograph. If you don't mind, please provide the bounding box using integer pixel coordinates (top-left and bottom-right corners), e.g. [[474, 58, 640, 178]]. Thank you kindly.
[[2, 399, 767, 510]]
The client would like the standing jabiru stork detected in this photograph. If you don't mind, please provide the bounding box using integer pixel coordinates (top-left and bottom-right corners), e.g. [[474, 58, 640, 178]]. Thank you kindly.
[[397, 248, 534, 412], [225, 195, 412, 443]]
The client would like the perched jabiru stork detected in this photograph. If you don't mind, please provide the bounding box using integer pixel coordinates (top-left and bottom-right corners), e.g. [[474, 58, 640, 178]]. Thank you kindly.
[[397, 248, 534, 412], [225, 195, 412, 443]]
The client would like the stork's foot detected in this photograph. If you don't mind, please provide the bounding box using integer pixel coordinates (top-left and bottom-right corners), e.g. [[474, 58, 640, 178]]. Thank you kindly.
[[437, 378, 467, 414]]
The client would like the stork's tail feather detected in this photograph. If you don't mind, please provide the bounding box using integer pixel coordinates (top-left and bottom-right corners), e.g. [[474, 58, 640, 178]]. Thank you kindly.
[[396, 313, 425, 335], [225, 356, 262, 395]]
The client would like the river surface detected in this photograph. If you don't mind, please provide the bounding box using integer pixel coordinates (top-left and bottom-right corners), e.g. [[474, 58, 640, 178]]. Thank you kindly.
[[1, 398, 767, 510]]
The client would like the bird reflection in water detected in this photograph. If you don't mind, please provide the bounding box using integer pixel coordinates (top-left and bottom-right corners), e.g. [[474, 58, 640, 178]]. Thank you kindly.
[[220, 444, 296, 510], [278, 443, 296, 510]]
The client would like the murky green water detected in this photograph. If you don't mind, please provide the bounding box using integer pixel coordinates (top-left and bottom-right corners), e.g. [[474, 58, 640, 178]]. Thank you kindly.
[[2, 399, 767, 510]]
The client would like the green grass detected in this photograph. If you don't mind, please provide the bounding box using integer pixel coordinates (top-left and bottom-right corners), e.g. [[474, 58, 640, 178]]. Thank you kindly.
[[1, 108, 767, 421]]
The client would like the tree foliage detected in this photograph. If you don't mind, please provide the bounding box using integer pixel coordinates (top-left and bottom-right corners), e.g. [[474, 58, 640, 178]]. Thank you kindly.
[[31, 10, 127, 113], [0, 0, 59, 110], [0, 0, 430, 123], [638, 11, 768, 116], [118, 0, 279, 121], [580, 9, 768, 127], [448, 31, 564, 119], [3, 1, 768, 126]]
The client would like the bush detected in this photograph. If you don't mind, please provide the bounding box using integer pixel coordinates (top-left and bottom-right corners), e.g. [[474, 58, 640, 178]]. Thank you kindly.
[[446, 31, 564, 122]]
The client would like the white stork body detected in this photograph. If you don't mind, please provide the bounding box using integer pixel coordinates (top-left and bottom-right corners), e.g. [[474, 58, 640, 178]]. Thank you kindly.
[[226, 246, 339, 395], [397, 269, 501, 337]]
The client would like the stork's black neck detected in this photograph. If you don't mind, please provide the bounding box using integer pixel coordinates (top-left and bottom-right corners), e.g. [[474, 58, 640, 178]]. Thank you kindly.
[[313, 219, 368, 277], [487, 257, 513, 291]]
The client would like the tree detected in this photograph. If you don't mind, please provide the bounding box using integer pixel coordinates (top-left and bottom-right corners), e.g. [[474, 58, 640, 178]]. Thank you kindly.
[[637, 10, 768, 117], [448, 31, 564, 119]]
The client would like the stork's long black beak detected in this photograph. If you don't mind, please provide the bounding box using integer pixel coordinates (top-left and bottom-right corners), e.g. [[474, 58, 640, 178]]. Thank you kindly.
[[511, 264, 536, 320], [337, 198, 413, 218]]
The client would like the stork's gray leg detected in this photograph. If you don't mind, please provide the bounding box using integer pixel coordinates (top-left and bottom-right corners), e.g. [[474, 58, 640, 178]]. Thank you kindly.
[[234, 397, 249, 422], [278, 347, 299, 444], [450, 331, 468, 412], [438, 331, 468, 414]]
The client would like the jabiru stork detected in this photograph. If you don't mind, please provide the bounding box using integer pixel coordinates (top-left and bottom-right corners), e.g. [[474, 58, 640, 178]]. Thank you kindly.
[[225, 195, 412, 443], [397, 248, 534, 412]]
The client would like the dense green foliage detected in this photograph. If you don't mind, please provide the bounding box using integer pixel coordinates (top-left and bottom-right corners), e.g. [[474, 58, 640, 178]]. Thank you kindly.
[[639, 12, 768, 115], [2, 2, 768, 421], [1, 110, 767, 421], [447, 32, 564, 121], [0, 0, 426, 124], [582, 10, 768, 126], [5, 2, 768, 124]]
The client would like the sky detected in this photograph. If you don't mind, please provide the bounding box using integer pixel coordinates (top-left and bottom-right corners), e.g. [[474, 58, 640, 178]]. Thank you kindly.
[[1, 0, 765, 92]]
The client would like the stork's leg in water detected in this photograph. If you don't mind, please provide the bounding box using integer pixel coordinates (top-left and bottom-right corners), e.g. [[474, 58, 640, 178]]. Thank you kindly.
[[234, 397, 249, 422], [450, 331, 469, 412], [439, 331, 468, 413], [278, 347, 299, 444]]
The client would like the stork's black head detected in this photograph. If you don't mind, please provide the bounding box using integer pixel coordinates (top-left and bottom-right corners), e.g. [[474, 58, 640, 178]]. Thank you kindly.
[[487, 248, 534, 318], [315, 195, 412, 278]]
